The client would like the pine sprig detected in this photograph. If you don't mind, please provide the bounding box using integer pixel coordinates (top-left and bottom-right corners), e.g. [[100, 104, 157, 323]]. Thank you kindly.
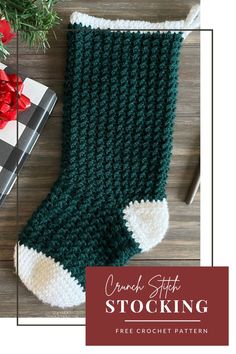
[[0, 0, 61, 57]]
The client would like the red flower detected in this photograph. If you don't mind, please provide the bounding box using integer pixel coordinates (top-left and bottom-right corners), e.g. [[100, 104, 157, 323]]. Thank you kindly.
[[0, 19, 15, 45], [0, 69, 31, 129]]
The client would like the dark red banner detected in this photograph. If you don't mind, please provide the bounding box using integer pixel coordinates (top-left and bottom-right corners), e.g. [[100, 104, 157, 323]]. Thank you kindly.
[[86, 267, 228, 346]]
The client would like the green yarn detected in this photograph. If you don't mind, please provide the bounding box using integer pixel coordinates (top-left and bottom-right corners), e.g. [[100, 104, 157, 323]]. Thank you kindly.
[[18, 25, 183, 290]]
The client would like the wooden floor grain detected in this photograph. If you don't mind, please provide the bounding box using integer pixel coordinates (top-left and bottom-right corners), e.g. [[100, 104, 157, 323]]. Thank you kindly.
[[0, 0, 200, 318]]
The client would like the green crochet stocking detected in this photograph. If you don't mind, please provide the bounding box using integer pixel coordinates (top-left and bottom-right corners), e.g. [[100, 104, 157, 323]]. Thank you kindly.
[[15, 7, 200, 308]]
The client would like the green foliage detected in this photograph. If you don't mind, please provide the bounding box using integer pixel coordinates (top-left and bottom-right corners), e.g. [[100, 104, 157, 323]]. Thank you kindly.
[[0, 0, 61, 58]]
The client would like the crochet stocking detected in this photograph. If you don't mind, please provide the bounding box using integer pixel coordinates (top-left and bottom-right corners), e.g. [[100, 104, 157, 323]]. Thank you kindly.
[[15, 6, 200, 308]]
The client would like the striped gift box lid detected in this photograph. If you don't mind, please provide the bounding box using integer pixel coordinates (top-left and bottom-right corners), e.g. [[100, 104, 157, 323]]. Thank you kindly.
[[0, 62, 57, 207]]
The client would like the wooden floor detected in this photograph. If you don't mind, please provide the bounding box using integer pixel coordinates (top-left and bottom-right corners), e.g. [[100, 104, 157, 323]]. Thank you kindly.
[[0, 0, 200, 317]]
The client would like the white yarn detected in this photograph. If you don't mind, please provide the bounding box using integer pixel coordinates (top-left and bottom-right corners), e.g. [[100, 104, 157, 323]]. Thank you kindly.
[[14, 243, 85, 308], [183, 4, 200, 38], [123, 199, 169, 253], [185, 4, 201, 29], [70, 4, 200, 39]]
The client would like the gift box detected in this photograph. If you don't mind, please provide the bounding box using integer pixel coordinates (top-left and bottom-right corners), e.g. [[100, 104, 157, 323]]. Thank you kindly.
[[0, 62, 57, 207]]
